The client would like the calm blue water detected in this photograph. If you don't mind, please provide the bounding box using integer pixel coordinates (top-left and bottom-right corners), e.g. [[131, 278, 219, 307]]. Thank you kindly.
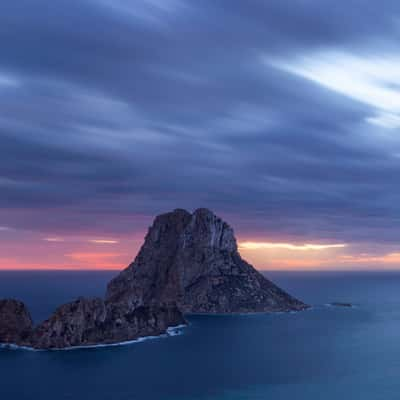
[[1, 270, 400, 399]]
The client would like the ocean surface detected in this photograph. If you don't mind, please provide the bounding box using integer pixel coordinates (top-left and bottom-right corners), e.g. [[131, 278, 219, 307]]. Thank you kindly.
[[1, 270, 400, 400]]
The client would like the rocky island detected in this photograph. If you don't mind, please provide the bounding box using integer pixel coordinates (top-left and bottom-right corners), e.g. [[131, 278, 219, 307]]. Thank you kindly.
[[328, 302, 354, 308], [107, 208, 307, 313], [0, 208, 307, 349]]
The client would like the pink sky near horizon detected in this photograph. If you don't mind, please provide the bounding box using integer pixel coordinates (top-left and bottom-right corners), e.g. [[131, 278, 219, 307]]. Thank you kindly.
[[2, 227, 400, 271]]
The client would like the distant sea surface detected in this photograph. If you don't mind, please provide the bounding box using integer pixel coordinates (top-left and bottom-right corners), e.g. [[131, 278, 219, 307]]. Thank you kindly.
[[1, 270, 400, 400]]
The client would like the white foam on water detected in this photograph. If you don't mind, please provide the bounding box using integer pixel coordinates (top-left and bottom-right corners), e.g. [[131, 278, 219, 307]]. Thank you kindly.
[[0, 343, 38, 351], [166, 324, 186, 336]]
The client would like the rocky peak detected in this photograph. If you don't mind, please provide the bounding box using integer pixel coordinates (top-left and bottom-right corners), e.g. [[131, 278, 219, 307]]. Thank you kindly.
[[181, 208, 237, 252], [147, 208, 191, 247], [107, 208, 307, 313]]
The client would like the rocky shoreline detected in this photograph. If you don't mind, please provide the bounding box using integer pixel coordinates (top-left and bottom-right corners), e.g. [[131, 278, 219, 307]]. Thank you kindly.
[[0, 297, 184, 350], [0, 208, 308, 350], [0, 323, 186, 351]]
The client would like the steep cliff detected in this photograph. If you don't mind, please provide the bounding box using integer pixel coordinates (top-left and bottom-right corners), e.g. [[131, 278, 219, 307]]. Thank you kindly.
[[30, 297, 184, 349], [107, 208, 307, 313], [0, 299, 33, 346]]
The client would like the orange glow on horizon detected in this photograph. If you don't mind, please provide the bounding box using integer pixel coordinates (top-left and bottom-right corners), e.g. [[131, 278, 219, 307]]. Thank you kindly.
[[0, 257, 125, 270], [239, 241, 347, 251], [338, 252, 400, 264], [63, 252, 128, 269], [2, 230, 400, 271]]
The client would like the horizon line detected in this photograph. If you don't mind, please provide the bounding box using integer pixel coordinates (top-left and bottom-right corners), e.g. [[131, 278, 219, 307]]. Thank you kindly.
[[0, 268, 399, 273]]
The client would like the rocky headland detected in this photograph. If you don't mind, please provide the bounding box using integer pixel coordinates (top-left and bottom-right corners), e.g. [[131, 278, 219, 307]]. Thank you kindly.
[[0, 208, 307, 349], [0, 297, 183, 350]]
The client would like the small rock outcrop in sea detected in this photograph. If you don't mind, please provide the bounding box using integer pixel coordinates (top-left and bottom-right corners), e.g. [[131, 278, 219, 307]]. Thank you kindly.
[[0, 208, 307, 349], [328, 302, 353, 308], [107, 208, 307, 313]]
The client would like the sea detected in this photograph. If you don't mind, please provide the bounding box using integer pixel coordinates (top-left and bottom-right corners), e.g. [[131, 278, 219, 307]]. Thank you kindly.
[[0, 270, 399, 400]]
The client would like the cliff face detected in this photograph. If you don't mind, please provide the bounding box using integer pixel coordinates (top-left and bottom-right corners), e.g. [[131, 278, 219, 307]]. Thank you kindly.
[[0, 299, 33, 346], [107, 208, 307, 313], [0, 208, 307, 350], [30, 298, 184, 349], [31, 298, 107, 348], [0, 297, 184, 350]]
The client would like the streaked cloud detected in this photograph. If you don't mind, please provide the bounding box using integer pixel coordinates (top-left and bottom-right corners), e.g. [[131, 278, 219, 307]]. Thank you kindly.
[[96, 0, 184, 23], [2, 0, 400, 270], [43, 237, 65, 242], [42, 237, 119, 244], [88, 239, 119, 244], [0, 73, 19, 87], [366, 113, 400, 129], [239, 242, 347, 251], [269, 51, 400, 129]]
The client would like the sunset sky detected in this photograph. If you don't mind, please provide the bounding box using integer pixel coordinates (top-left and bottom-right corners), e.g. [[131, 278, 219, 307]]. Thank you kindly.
[[1, 1, 400, 270]]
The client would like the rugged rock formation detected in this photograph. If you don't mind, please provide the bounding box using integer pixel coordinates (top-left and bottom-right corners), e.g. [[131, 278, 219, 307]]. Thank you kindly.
[[31, 297, 184, 349], [107, 208, 307, 313], [31, 297, 107, 349], [0, 208, 307, 349], [0, 297, 184, 349], [0, 299, 33, 346]]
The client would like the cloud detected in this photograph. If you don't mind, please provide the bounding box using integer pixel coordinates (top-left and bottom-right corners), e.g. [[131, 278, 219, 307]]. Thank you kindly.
[[1, 0, 400, 256], [88, 239, 119, 244], [239, 242, 347, 251], [43, 237, 65, 242], [270, 51, 400, 129], [0, 73, 19, 87], [42, 236, 118, 244], [366, 113, 400, 129]]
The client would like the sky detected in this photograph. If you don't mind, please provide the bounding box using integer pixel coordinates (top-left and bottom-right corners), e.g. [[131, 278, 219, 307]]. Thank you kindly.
[[1, 0, 400, 270]]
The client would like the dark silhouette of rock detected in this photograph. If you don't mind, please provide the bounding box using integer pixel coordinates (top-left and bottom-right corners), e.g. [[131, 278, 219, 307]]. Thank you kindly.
[[0, 208, 307, 350], [107, 208, 307, 313], [329, 302, 353, 308], [0, 299, 33, 345], [30, 297, 184, 349], [0, 296, 184, 349]]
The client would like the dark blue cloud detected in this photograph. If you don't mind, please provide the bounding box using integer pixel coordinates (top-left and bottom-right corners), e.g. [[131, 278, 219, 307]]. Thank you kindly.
[[1, 0, 400, 244]]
